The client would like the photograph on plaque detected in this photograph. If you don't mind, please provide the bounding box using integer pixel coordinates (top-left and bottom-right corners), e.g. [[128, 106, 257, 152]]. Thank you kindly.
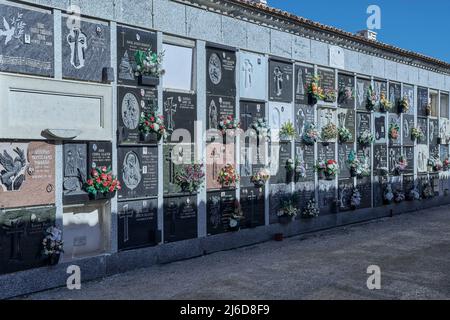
[[338, 179, 354, 212], [317, 69, 336, 100], [164, 195, 198, 243], [388, 147, 402, 175], [269, 184, 289, 224], [295, 65, 314, 105], [270, 141, 292, 184], [318, 180, 336, 215], [295, 104, 315, 142], [295, 181, 315, 214], [417, 117, 428, 145], [403, 84, 415, 115], [356, 176, 371, 209], [404, 146, 414, 174], [338, 73, 355, 108], [269, 102, 292, 141], [373, 80, 387, 112], [0, 142, 55, 209], [417, 87, 429, 117], [374, 113, 387, 144], [338, 143, 353, 178], [356, 112, 371, 134], [240, 187, 265, 228], [163, 91, 197, 142], [338, 108, 355, 143], [429, 119, 439, 146], [163, 143, 194, 195], [356, 78, 371, 110], [269, 59, 293, 103], [417, 145, 429, 173], [118, 85, 157, 145], [403, 114, 415, 146], [117, 146, 158, 200], [373, 145, 388, 174], [206, 142, 235, 190], [63, 143, 87, 203], [295, 143, 314, 182], [0, 3, 54, 77], [62, 16, 110, 82], [317, 107, 337, 143], [118, 199, 158, 251], [206, 95, 236, 132], [388, 114, 401, 146], [440, 93, 449, 119], [0, 207, 55, 275], [206, 46, 236, 97], [207, 190, 236, 235], [117, 25, 157, 86], [239, 51, 267, 100], [388, 83, 401, 109]]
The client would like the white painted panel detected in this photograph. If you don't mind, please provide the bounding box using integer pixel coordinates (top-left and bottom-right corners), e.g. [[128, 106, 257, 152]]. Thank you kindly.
[[162, 43, 193, 91], [239, 51, 267, 100]]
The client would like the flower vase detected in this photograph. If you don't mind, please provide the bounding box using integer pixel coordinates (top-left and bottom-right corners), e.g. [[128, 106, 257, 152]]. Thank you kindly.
[[308, 94, 318, 106], [350, 168, 357, 178], [317, 171, 325, 180], [138, 75, 159, 87], [325, 173, 336, 181], [89, 191, 115, 201], [279, 215, 294, 225], [140, 132, 160, 144], [47, 253, 60, 266]]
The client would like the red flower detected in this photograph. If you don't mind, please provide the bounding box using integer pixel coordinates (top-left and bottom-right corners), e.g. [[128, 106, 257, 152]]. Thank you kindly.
[[96, 178, 101, 184], [109, 186, 115, 192], [92, 170, 99, 177], [150, 117, 155, 122], [102, 181, 109, 187], [102, 167, 107, 172], [87, 179, 94, 186], [101, 173, 107, 180]]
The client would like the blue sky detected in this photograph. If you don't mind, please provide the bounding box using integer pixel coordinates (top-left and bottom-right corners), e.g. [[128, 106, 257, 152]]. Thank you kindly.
[[268, 0, 450, 63]]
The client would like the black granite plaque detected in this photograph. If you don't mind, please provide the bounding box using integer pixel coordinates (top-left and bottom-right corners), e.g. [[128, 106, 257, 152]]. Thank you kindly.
[[357, 176, 371, 209], [0, 207, 55, 275], [164, 195, 197, 243], [269, 184, 288, 224], [430, 173, 440, 197], [338, 178, 354, 212], [388, 114, 401, 146], [271, 142, 292, 184], [206, 47, 236, 97], [403, 174, 415, 195], [62, 17, 110, 82], [118, 146, 158, 200], [356, 144, 371, 169], [337, 108, 355, 143], [295, 143, 314, 182], [0, 4, 54, 77], [240, 101, 265, 132], [403, 84, 415, 115], [357, 112, 371, 134], [356, 78, 371, 110], [295, 65, 314, 105], [240, 187, 265, 228], [207, 190, 236, 235], [441, 145, 449, 160], [207, 95, 236, 131], [63, 143, 88, 203], [318, 143, 336, 162], [373, 80, 387, 112], [418, 174, 429, 198], [88, 142, 112, 170], [389, 82, 401, 110], [338, 73, 355, 108], [441, 93, 449, 119], [318, 180, 336, 215], [338, 143, 353, 178], [163, 91, 197, 142], [295, 104, 315, 142], [374, 113, 387, 144], [388, 147, 402, 175], [373, 145, 388, 174], [404, 146, 414, 174], [318, 69, 335, 97], [294, 182, 315, 213], [439, 174, 450, 197], [429, 119, 439, 146], [118, 86, 158, 145], [417, 117, 428, 145], [163, 143, 194, 195], [117, 25, 157, 86], [118, 199, 158, 251], [269, 59, 293, 103], [373, 176, 387, 207], [418, 87, 429, 117], [430, 144, 439, 160], [403, 114, 415, 146]]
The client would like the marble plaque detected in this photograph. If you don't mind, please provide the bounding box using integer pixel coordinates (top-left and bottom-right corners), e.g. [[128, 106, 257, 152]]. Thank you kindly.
[[295, 143, 314, 182], [163, 91, 197, 142], [240, 187, 265, 228], [429, 119, 439, 146], [338, 143, 353, 178], [269, 59, 293, 103], [317, 69, 336, 98], [164, 195, 197, 243], [0, 3, 54, 77], [403, 84, 415, 115], [417, 87, 428, 117], [373, 145, 388, 174], [389, 83, 401, 109], [118, 86, 158, 145], [239, 51, 267, 100], [0, 207, 55, 275], [117, 25, 157, 86], [338, 73, 355, 109], [388, 147, 402, 175], [163, 143, 194, 195], [440, 118, 450, 142], [88, 142, 112, 170], [206, 142, 235, 190], [294, 104, 315, 142], [206, 95, 236, 132], [417, 117, 428, 145], [295, 65, 314, 105], [269, 184, 289, 224], [63, 143, 87, 203], [206, 47, 236, 97], [440, 93, 449, 119], [118, 199, 158, 251], [117, 146, 158, 200], [356, 176, 372, 209], [388, 114, 401, 146], [268, 102, 292, 139], [337, 108, 355, 143], [417, 145, 429, 173], [403, 114, 415, 146], [373, 80, 387, 112], [270, 141, 292, 184], [318, 180, 336, 215], [62, 17, 110, 82], [404, 146, 414, 174], [317, 107, 337, 143], [0, 142, 55, 209], [356, 112, 371, 135], [318, 143, 336, 162], [207, 190, 236, 235], [429, 144, 439, 160], [374, 113, 387, 144], [356, 78, 371, 110], [338, 178, 354, 212]]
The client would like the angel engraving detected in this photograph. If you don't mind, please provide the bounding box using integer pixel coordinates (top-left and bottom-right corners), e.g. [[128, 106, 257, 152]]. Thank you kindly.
[[0, 13, 26, 46], [0, 147, 27, 191]]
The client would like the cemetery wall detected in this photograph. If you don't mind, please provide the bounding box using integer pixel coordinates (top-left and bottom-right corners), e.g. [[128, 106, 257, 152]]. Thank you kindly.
[[1, 0, 450, 298]]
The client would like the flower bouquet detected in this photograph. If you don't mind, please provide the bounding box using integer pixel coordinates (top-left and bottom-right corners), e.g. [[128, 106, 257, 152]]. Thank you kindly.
[[393, 156, 408, 175], [351, 188, 361, 209], [302, 123, 320, 145], [408, 187, 421, 201], [229, 200, 244, 231], [42, 227, 63, 266], [366, 85, 377, 111], [277, 196, 299, 224], [315, 160, 326, 180], [411, 127, 424, 141], [422, 182, 434, 199], [433, 159, 443, 172], [84, 166, 121, 200], [398, 96, 410, 114], [134, 47, 165, 86], [279, 121, 297, 140], [308, 76, 324, 105], [338, 126, 353, 143], [251, 118, 271, 141], [302, 199, 319, 219], [286, 158, 296, 174], [294, 158, 307, 179], [217, 164, 240, 188], [174, 164, 205, 193], [250, 168, 270, 187], [358, 130, 375, 147], [389, 123, 400, 141], [379, 93, 393, 112], [139, 110, 168, 143], [219, 115, 240, 138], [324, 159, 339, 180], [394, 190, 406, 203], [384, 184, 394, 204], [444, 159, 450, 171], [321, 123, 338, 142], [323, 89, 337, 103]]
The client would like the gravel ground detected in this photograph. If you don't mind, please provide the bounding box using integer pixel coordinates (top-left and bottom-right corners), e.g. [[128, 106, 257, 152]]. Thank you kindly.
[[21, 206, 450, 300]]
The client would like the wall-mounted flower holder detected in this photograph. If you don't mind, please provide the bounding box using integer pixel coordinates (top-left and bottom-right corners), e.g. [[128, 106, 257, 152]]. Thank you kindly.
[[138, 75, 160, 87]]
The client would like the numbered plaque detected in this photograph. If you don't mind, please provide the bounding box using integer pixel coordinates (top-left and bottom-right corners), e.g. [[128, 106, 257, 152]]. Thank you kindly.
[[240, 51, 267, 100], [373, 145, 388, 175]]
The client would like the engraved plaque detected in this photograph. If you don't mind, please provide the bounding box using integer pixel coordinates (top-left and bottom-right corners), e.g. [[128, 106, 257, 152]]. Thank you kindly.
[[338, 73, 355, 109], [164, 195, 198, 243], [206, 46, 236, 97], [295, 65, 314, 105], [269, 59, 293, 103], [207, 190, 236, 235]]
